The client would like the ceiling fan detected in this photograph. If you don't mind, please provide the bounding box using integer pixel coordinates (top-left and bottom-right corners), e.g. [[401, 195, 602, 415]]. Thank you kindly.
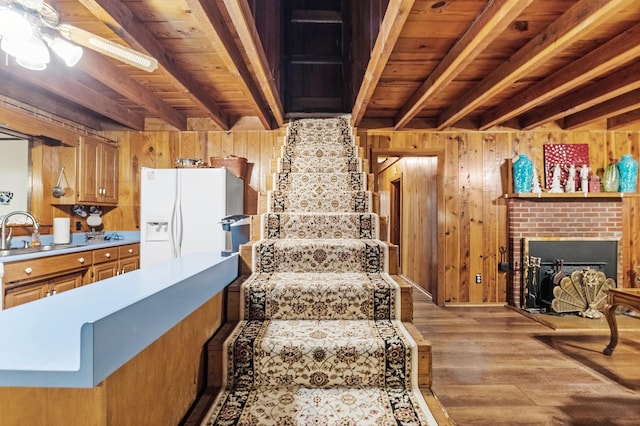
[[0, 0, 158, 72]]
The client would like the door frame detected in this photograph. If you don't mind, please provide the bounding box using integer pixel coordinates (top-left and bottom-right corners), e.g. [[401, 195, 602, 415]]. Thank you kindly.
[[372, 149, 446, 306], [389, 176, 402, 264]]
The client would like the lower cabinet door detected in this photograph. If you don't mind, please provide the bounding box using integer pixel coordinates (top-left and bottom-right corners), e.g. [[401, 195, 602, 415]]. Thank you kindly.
[[50, 272, 84, 295], [119, 257, 140, 275], [4, 281, 48, 309], [93, 261, 119, 282]]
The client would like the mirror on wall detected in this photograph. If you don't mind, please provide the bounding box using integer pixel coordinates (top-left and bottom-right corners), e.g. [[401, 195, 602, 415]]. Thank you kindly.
[[0, 128, 31, 220]]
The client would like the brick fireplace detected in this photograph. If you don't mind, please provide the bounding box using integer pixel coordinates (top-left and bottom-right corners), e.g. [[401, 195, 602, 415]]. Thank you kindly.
[[507, 195, 623, 307]]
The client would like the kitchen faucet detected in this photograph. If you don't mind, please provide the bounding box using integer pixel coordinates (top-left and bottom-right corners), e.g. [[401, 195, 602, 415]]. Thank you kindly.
[[0, 211, 40, 250]]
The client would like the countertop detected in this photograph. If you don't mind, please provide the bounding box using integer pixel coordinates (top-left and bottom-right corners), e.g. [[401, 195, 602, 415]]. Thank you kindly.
[[0, 231, 141, 263], [0, 251, 238, 388]]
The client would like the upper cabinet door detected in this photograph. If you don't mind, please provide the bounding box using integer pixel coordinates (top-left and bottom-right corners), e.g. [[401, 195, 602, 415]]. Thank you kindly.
[[100, 143, 119, 205], [77, 137, 100, 203], [77, 136, 119, 205]]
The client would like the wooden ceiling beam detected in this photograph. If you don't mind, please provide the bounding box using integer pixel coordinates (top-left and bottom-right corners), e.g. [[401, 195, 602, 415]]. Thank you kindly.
[[351, 0, 415, 127], [76, 50, 187, 131], [185, 0, 277, 130], [521, 61, 640, 129], [480, 21, 640, 130], [0, 78, 104, 131], [0, 64, 144, 130], [563, 88, 640, 130], [78, 0, 230, 130], [607, 109, 640, 130], [437, 0, 630, 130], [221, 0, 284, 128], [394, 0, 532, 130]]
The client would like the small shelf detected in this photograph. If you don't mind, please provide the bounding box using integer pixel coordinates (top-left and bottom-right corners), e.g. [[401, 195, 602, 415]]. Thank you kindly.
[[504, 192, 639, 200]]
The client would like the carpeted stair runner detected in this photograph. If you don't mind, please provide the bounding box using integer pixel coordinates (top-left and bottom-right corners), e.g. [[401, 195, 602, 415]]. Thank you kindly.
[[201, 117, 437, 425]]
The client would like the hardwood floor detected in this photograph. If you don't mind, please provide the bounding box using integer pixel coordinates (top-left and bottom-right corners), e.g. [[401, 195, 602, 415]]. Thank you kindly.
[[412, 287, 640, 425]]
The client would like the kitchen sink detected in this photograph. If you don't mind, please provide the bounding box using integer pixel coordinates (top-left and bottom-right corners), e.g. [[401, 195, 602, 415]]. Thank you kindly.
[[0, 244, 87, 258]]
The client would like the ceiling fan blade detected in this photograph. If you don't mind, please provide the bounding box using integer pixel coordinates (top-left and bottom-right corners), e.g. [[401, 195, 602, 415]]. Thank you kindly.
[[57, 23, 157, 72]]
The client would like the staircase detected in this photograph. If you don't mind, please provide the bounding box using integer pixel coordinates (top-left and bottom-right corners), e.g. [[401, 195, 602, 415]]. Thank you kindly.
[[198, 117, 443, 425]]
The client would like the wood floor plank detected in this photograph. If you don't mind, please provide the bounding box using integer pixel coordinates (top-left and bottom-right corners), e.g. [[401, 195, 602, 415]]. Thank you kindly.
[[412, 288, 640, 425]]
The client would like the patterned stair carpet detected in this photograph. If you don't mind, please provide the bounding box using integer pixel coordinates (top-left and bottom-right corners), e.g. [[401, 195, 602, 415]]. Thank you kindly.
[[201, 117, 438, 425]]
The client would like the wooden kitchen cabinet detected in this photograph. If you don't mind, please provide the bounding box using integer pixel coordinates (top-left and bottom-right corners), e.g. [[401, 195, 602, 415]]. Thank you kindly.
[[91, 246, 119, 282], [2, 254, 89, 309], [77, 136, 119, 205], [49, 272, 84, 295], [4, 281, 48, 308], [118, 244, 140, 274], [90, 244, 139, 282], [2, 244, 140, 309], [92, 261, 119, 282]]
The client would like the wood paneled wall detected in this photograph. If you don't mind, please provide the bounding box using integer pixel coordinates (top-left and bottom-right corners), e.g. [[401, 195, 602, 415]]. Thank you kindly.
[[23, 119, 640, 306], [361, 128, 640, 305], [100, 129, 285, 232]]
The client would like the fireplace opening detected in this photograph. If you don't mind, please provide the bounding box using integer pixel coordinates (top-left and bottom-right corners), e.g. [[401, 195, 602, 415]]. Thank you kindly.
[[521, 238, 619, 313]]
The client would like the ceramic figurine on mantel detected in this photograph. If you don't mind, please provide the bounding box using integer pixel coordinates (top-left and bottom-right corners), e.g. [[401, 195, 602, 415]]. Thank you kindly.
[[564, 164, 576, 193], [513, 154, 533, 192], [617, 154, 638, 193], [548, 164, 564, 193], [531, 166, 542, 194], [589, 174, 601, 192], [579, 165, 590, 193]]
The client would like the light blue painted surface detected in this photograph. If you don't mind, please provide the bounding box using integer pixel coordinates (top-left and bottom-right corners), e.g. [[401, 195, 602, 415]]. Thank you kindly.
[[3, 231, 140, 262], [0, 252, 238, 388]]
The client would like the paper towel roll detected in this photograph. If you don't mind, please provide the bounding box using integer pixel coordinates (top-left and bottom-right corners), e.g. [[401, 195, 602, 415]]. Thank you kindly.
[[53, 218, 71, 245]]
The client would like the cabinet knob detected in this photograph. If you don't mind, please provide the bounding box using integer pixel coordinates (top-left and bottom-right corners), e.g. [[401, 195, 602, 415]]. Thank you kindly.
[[25, 267, 32, 274], [105, 252, 111, 258], [128, 249, 133, 253], [78, 257, 85, 264]]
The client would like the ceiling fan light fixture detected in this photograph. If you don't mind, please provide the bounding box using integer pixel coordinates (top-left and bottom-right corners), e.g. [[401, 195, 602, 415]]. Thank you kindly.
[[16, 56, 47, 71], [2, 35, 50, 70], [46, 35, 83, 66], [0, 8, 33, 40]]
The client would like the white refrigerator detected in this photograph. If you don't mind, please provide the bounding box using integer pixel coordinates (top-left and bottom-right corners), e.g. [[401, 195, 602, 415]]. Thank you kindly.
[[140, 167, 244, 268]]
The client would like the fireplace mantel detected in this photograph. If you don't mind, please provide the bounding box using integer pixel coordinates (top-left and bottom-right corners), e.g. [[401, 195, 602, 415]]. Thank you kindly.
[[504, 193, 639, 200]]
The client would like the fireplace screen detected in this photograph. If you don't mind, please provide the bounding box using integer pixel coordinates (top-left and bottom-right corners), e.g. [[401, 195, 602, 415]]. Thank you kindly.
[[521, 238, 619, 313]]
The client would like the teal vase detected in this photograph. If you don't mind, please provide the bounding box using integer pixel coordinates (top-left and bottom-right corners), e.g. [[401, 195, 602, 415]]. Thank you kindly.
[[617, 154, 638, 193], [513, 154, 533, 193]]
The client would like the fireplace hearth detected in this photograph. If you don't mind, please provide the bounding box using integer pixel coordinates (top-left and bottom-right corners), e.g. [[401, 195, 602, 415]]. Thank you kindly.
[[522, 238, 619, 313]]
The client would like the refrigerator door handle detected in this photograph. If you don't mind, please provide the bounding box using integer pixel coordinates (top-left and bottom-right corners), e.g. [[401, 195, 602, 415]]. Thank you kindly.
[[176, 201, 184, 257], [174, 170, 184, 258], [170, 171, 180, 259]]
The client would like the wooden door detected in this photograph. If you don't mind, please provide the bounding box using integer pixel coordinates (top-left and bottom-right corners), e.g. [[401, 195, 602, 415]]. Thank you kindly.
[[390, 177, 402, 264]]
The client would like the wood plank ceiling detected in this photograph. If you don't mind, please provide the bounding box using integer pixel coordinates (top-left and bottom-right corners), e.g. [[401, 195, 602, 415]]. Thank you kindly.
[[1, 0, 640, 133]]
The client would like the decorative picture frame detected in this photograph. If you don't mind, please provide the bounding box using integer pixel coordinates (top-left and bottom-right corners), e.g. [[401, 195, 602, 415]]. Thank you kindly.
[[543, 144, 589, 189]]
